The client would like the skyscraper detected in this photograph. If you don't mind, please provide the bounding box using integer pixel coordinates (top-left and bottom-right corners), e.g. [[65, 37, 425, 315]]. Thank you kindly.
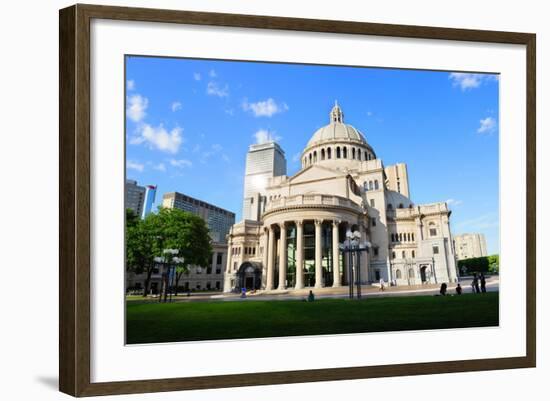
[[125, 179, 146, 217], [141, 185, 157, 219], [162, 192, 236, 243], [242, 142, 287, 221]]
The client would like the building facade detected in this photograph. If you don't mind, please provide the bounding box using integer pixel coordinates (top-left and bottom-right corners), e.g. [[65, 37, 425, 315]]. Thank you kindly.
[[141, 185, 157, 219], [125, 179, 146, 217], [454, 233, 488, 260], [242, 142, 287, 221], [224, 103, 458, 292]]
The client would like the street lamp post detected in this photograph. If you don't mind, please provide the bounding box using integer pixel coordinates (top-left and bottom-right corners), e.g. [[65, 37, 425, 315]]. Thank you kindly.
[[339, 230, 371, 299], [154, 249, 184, 303]]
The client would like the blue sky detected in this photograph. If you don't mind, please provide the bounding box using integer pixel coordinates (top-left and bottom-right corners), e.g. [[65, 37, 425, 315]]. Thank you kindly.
[[125, 56, 499, 254]]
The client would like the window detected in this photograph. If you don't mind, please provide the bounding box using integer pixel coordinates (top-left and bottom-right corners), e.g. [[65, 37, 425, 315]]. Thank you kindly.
[[336, 147, 341, 158], [363, 181, 368, 192], [430, 228, 437, 237], [412, 233, 415, 241], [433, 245, 439, 254], [321, 149, 325, 160], [399, 233, 402, 242], [387, 203, 393, 210], [327, 148, 332, 159], [217, 253, 222, 264], [408, 268, 415, 278], [396, 269, 402, 279], [309, 153, 312, 164], [407, 233, 411, 242], [374, 180, 379, 190], [371, 217, 376, 227], [369, 181, 373, 190], [412, 250, 415, 258], [233, 262, 237, 271], [402, 251, 406, 258], [343, 147, 348, 158], [399, 203, 404, 208], [313, 151, 317, 162], [352, 148, 356, 159], [392, 251, 396, 259], [364, 151, 368, 160], [373, 247, 379, 257], [370, 199, 375, 207], [216, 281, 221, 290]]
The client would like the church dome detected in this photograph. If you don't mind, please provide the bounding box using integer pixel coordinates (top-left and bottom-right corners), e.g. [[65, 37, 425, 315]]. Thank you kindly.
[[306, 102, 368, 148]]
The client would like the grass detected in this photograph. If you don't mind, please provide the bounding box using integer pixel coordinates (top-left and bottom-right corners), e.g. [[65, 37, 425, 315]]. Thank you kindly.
[[126, 292, 499, 344]]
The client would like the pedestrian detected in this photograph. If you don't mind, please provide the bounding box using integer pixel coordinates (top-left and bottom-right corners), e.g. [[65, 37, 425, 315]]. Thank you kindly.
[[379, 278, 385, 291], [240, 287, 247, 298], [480, 273, 487, 293], [439, 283, 447, 296], [308, 290, 315, 302], [455, 283, 462, 295], [472, 273, 480, 294]]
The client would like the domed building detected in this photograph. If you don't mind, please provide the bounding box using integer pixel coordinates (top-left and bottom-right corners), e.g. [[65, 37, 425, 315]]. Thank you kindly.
[[224, 103, 458, 292]]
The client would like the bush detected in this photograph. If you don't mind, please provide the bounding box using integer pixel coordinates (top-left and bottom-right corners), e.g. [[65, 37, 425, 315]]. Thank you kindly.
[[457, 255, 499, 275]]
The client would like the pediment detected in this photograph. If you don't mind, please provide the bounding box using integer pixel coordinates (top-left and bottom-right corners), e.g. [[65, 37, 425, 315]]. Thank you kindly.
[[288, 165, 345, 185]]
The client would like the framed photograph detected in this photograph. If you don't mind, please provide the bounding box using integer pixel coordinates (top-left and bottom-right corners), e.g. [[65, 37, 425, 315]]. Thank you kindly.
[[59, 4, 536, 397]]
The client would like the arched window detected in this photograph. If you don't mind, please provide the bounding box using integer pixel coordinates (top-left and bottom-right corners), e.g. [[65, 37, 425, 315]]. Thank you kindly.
[[392, 251, 396, 259], [352, 148, 356, 159], [364, 151, 368, 160], [402, 251, 406, 258], [321, 148, 325, 160], [407, 233, 411, 242], [313, 151, 317, 162], [343, 147, 348, 158], [390, 233, 394, 242], [399, 203, 404, 208], [327, 147, 332, 159], [363, 181, 368, 192], [398, 233, 402, 242], [336, 147, 341, 158], [374, 180, 379, 190], [369, 181, 373, 190], [309, 153, 312, 164], [412, 233, 415, 241], [408, 268, 415, 278], [396, 269, 402, 279], [387, 203, 393, 210], [412, 250, 416, 258]]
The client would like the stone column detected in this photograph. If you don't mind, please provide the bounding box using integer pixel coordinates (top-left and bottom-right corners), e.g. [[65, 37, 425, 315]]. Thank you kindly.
[[278, 222, 287, 290], [211, 251, 217, 273], [314, 219, 323, 288], [266, 226, 275, 290], [261, 228, 269, 288], [332, 220, 341, 287], [359, 222, 369, 285], [223, 240, 233, 292], [295, 220, 304, 289], [342, 222, 349, 285]]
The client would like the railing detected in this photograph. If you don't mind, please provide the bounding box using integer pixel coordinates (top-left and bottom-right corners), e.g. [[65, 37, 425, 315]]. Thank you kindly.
[[264, 194, 362, 213]]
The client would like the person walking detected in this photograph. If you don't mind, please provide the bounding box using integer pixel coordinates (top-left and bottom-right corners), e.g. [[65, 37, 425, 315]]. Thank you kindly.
[[472, 273, 480, 294], [379, 278, 385, 291], [480, 273, 487, 293]]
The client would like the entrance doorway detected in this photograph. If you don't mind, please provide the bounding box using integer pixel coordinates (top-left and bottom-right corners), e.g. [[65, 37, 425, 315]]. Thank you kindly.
[[420, 266, 428, 283], [236, 262, 262, 290]]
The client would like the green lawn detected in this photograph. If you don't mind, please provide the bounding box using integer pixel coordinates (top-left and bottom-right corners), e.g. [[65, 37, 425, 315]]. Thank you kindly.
[[126, 293, 499, 344]]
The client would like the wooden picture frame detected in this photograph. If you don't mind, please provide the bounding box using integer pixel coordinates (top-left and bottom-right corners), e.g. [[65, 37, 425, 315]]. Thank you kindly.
[[59, 3, 536, 397]]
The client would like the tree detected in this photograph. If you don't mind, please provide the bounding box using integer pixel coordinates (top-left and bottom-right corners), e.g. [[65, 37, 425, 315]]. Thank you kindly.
[[126, 207, 212, 297]]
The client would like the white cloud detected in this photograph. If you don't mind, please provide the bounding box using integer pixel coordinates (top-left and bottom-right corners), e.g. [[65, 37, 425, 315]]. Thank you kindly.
[[222, 154, 230, 163], [212, 143, 223, 152], [253, 129, 282, 144], [292, 152, 302, 163], [367, 111, 373, 117], [126, 160, 144, 172], [153, 163, 166, 172], [170, 159, 192, 168], [448, 73, 498, 91], [209, 69, 217, 78], [193, 72, 201, 81], [446, 199, 463, 207], [130, 124, 183, 154], [127, 80, 135, 91], [171, 101, 182, 112], [477, 117, 497, 134], [455, 213, 498, 231], [242, 98, 288, 117], [126, 94, 148, 122], [206, 82, 229, 98]]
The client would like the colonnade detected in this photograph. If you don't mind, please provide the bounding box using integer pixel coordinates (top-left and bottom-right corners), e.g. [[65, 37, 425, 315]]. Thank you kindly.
[[264, 219, 364, 290]]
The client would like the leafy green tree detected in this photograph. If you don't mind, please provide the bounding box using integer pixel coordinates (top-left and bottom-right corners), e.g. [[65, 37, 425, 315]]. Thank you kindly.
[[126, 207, 212, 296]]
